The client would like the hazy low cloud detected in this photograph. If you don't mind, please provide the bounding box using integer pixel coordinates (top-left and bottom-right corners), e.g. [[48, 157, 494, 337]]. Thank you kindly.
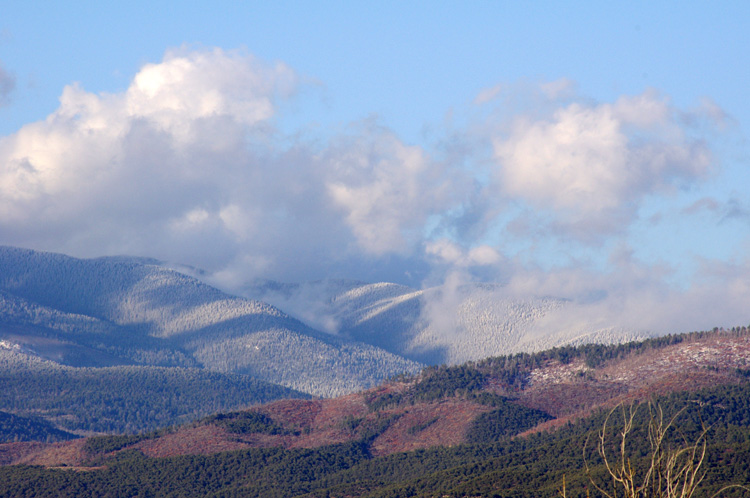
[[680, 196, 750, 226], [0, 47, 746, 336], [682, 197, 721, 216], [323, 122, 459, 255], [720, 198, 750, 224], [425, 239, 502, 269], [516, 254, 750, 338]]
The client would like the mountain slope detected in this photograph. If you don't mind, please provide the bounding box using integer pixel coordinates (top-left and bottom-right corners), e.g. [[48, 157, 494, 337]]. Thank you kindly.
[[0, 410, 78, 444], [0, 246, 423, 399], [0, 347, 308, 434]]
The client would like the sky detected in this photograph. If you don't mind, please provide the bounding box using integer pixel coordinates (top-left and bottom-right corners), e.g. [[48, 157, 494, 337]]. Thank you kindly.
[[1, 1, 749, 335]]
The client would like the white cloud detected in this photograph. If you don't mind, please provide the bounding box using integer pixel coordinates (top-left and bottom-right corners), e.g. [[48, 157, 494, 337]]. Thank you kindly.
[[1, 48, 291, 209], [324, 123, 456, 255], [491, 89, 713, 236], [124, 47, 296, 141], [539, 78, 576, 100], [0, 47, 457, 284], [521, 256, 750, 337], [425, 239, 465, 264], [425, 239, 501, 267], [0, 48, 299, 266]]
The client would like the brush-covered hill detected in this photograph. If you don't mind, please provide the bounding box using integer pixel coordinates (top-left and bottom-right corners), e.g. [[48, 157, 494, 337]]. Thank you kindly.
[[3, 328, 750, 497], [5, 327, 749, 461]]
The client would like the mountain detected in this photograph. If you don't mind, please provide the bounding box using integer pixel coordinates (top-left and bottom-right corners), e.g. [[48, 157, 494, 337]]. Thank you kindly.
[[0, 245, 648, 401], [240, 279, 649, 365], [3, 328, 750, 497], [0, 246, 422, 397]]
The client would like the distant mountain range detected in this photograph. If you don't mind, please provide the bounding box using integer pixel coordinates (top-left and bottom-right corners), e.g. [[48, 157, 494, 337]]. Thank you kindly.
[[0, 245, 648, 435], [2, 247, 749, 498]]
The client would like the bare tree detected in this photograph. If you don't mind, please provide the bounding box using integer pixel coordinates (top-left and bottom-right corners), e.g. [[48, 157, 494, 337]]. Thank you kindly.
[[566, 402, 749, 498]]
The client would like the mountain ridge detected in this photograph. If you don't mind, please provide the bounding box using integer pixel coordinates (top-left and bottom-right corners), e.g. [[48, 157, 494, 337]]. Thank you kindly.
[[0, 245, 678, 443]]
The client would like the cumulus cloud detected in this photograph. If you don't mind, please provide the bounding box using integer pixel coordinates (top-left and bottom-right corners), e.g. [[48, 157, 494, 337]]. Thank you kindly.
[[124, 48, 297, 140], [324, 122, 457, 255], [0, 48, 296, 264], [1, 48, 292, 206], [491, 88, 713, 237], [0, 47, 456, 284], [0, 50, 746, 337], [0, 61, 14, 107]]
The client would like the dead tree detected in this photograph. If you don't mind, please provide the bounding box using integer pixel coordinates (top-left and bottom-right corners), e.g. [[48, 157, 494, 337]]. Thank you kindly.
[[573, 402, 748, 498]]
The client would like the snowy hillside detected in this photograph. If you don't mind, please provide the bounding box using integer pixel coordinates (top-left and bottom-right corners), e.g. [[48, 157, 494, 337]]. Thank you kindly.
[[0, 246, 422, 397]]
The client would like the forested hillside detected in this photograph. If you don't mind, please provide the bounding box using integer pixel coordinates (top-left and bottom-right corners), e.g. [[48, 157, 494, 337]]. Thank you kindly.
[[0, 411, 78, 444], [3, 379, 750, 497], [4, 326, 750, 459]]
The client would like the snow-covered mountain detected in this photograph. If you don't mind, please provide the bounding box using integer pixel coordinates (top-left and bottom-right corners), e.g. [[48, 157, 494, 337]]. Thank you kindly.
[[0, 246, 422, 397]]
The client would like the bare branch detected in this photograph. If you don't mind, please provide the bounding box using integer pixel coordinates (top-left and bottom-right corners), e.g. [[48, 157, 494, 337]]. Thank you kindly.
[[583, 402, 746, 498]]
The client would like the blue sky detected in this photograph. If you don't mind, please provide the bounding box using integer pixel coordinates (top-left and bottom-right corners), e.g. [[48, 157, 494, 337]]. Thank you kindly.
[[1, 1, 749, 333]]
